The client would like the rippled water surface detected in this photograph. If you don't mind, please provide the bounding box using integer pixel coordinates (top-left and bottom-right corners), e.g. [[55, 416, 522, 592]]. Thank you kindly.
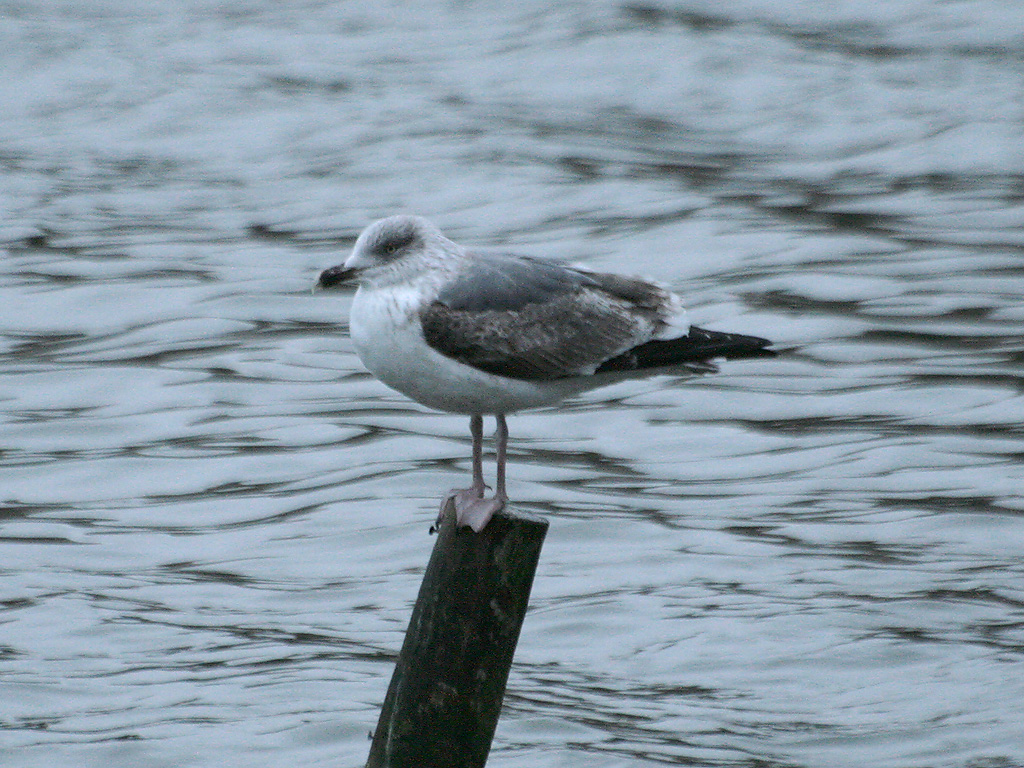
[[3, 1, 1024, 766]]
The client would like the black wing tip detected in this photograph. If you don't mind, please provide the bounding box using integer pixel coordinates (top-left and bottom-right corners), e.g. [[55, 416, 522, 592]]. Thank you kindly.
[[595, 325, 775, 374], [689, 325, 776, 359], [317, 264, 357, 289]]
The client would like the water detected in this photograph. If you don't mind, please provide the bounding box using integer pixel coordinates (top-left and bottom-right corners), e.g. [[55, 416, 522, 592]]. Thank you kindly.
[[3, 1, 1024, 766]]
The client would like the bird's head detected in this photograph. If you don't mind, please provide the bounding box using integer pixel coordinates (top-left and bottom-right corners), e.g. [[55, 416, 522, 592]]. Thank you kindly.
[[317, 215, 443, 290]]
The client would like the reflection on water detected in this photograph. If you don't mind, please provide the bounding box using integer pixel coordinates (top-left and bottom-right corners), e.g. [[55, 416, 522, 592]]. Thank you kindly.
[[3, 1, 1024, 767]]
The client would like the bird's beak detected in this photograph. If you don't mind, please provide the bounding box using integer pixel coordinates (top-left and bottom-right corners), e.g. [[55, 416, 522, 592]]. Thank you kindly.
[[314, 264, 358, 293]]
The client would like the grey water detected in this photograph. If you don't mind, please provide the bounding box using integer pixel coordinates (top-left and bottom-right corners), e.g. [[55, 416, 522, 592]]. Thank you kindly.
[[3, 1, 1024, 766]]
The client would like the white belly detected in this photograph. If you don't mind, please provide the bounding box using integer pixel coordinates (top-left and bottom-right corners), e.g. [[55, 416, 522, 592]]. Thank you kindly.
[[349, 285, 574, 414]]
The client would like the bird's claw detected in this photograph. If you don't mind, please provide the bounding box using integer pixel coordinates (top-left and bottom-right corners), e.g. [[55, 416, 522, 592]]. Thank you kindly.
[[455, 496, 505, 533], [432, 487, 504, 533], [432, 488, 477, 533]]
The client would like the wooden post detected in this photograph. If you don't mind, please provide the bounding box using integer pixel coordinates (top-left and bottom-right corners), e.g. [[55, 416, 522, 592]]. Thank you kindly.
[[366, 502, 549, 768]]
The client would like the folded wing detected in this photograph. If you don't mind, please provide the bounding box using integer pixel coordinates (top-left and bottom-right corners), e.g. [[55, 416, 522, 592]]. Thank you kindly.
[[420, 253, 772, 382]]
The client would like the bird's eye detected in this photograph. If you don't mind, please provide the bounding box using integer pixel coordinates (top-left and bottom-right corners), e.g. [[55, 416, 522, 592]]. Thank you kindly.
[[379, 232, 415, 256]]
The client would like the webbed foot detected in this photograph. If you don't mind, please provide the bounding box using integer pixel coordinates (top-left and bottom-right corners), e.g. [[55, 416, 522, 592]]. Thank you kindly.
[[432, 487, 505, 533]]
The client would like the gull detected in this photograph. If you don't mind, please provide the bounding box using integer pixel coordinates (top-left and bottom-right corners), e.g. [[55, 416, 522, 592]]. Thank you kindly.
[[317, 215, 773, 532]]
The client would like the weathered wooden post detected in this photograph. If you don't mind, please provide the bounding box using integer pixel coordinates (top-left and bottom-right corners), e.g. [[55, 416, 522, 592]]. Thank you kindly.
[[366, 501, 549, 768]]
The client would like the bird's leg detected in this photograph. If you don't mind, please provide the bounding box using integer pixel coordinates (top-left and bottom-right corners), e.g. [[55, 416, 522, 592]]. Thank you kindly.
[[452, 413, 507, 533], [434, 415, 488, 532], [494, 413, 509, 504], [435, 414, 508, 533], [470, 412, 486, 494]]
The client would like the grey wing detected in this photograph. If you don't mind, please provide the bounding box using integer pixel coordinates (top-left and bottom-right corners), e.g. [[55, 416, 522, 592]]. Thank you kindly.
[[437, 251, 671, 317], [422, 254, 675, 380], [434, 251, 591, 312]]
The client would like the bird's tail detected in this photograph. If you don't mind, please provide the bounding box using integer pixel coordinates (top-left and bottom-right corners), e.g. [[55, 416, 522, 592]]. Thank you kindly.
[[595, 326, 774, 374]]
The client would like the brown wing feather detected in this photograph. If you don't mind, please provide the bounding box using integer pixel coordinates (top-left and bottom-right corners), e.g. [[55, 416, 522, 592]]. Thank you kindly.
[[421, 288, 654, 381]]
